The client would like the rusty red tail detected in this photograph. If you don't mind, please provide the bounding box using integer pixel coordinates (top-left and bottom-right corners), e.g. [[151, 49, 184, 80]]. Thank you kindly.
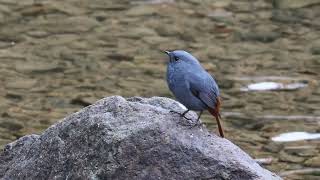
[[208, 97, 225, 138]]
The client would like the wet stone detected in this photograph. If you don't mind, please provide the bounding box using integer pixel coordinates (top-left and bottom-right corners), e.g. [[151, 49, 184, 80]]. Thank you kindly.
[[26, 30, 49, 38], [284, 146, 319, 157], [310, 40, 320, 55], [311, 47, 320, 55], [70, 96, 97, 107], [273, 0, 320, 9], [142, 36, 170, 45], [156, 25, 181, 37], [119, 27, 158, 39], [14, 61, 62, 73], [6, 78, 37, 89], [0, 120, 23, 131], [19, 4, 51, 17], [237, 31, 281, 43], [0, 41, 15, 49], [131, 0, 175, 5], [271, 10, 302, 23], [263, 142, 284, 153], [0, 31, 25, 44], [210, 0, 232, 8], [5, 93, 23, 102], [42, 1, 87, 15], [30, 16, 100, 34], [305, 155, 320, 167], [208, 8, 233, 21], [230, 1, 253, 12], [279, 151, 306, 163], [236, 14, 258, 23], [126, 5, 158, 16], [107, 53, 134, 61]]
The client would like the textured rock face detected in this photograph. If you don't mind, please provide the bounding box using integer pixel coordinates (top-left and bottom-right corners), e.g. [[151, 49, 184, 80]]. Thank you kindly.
[[0, 96, 281, 180]]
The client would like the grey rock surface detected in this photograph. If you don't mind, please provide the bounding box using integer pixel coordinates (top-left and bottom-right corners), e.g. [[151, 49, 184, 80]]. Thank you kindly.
[[0, 96, 281, 180]]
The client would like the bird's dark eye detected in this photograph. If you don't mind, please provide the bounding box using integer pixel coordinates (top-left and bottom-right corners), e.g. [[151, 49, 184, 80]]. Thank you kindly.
[[174, 56, 180, 61]]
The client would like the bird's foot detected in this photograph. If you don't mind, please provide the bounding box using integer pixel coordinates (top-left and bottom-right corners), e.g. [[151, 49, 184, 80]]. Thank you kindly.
[[169, 110, 192, 120], [189, 119, 204, 129], [170, 110, 204, 127]]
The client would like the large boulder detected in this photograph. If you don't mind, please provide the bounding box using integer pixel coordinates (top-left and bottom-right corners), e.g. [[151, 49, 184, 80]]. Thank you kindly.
[[0, 96, 281, 180]]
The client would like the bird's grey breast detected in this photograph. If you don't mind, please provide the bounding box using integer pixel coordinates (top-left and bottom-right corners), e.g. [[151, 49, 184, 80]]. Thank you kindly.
[[166, 64, 187, 92]]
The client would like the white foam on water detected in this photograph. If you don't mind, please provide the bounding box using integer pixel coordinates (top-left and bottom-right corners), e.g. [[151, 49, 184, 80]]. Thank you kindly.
[[241, 81, 307, 91], [272, 132, 320, 142], [248, 82, 282, 91], [285, 83, 307, 90]]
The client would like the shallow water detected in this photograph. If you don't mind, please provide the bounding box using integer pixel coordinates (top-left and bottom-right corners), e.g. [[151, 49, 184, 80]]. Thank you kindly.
[[0, 0, 320, 179]]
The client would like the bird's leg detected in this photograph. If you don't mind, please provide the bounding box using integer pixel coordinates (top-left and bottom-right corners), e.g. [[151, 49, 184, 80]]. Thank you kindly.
[[181, 109, 189, 117], [169, 109, 191, 120], [190, 111, 203, 128], [196, 111, 203, 122]]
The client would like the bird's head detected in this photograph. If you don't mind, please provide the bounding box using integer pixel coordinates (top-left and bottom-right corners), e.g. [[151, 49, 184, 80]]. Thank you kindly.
[[164, 50, 201, 67]]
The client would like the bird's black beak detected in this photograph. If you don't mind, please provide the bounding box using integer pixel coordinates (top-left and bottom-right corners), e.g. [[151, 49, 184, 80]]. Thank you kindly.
[[164, 51, 171, 62]]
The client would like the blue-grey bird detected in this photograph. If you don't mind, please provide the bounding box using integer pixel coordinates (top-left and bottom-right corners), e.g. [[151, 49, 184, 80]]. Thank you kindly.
[[165, 50, 224, 138]]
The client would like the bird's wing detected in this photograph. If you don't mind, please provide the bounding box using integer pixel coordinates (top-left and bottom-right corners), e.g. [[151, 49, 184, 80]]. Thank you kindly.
[[189, 71, 224, 137], [188, 72, 219, 109]]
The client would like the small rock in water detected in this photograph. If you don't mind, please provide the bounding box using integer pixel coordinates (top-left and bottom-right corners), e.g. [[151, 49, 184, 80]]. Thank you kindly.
[[126, 5, 157, 16], [279, 151, 306, 163], [305, 155, 320, 167], [255, 157, 273, 165], [273, 0, 320, 9], [0, 120, 24, 131], [208, 8, 233, 20], [130, 0, 175, 5], [15, 61, 62, 73], [6, 78, 37, 89], [241, 81, 307, 91], [284, 146, 318, 157], [272, 132, 320, 142], [238, 31, 281, 43]]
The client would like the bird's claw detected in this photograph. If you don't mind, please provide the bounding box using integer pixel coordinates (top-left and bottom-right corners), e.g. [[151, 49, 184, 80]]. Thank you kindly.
[[169, 110, 203, 127], [169, 110, 192, 120], [188, 120, 203, 129]]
